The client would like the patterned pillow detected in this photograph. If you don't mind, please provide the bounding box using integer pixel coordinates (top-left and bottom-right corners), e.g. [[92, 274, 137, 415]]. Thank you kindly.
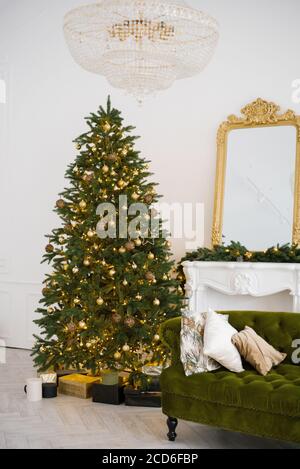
[[180, 310, 220, 376]]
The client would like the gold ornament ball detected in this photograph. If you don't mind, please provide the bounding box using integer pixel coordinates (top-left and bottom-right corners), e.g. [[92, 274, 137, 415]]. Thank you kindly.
[[121, 148, 128, 156], [86, 342, 92, 348], [148, 252, 155, 260], [154, 334, 160, 341], [87, 229, 94, 238], [153, 298, 160, 306], [102, 122, 111, 132], [83, 258, 90, 266], [114, 351, 121, 360], [102, 164, 109, 173], [131, 192, 139, 201], [79, 200, 87, 210], [109, 268, 116, 276], [134, 238, 142, 246], [47, 307, 54, 314], [45, 244, 54, 253], [72, 266, 79, 274], [135, 293, 142, 301], [75, 143, 81, 150], [122, 344, 130, 352], [119, 246, 126, 254], [96, 297, 104, 306], [112, 313, 122, 323], [122, 279, 128, 286], [58, 236, 65, 244], [145, 271, 155, 282], [79, 320, 86, 329], [117, 179, 125, 188], [39, 346, 46, 353], [125, 241, 135, 252], [73, 298, 80, 305], [63, 263, 69, 271], [124, 316, 135, 328], [56, 199, 65, 209]]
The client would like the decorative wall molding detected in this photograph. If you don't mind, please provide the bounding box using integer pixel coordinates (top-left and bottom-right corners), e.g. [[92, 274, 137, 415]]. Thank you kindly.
[[182, 261, 300, 313], [0, 280, 42, 349]]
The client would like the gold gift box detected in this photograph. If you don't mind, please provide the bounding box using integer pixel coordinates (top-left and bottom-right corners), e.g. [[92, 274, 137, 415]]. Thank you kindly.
[[58, 374, 100, 399]]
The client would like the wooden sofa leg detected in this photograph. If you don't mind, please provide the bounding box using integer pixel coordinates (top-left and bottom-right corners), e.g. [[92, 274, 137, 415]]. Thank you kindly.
[[167, 417, 178, 441]]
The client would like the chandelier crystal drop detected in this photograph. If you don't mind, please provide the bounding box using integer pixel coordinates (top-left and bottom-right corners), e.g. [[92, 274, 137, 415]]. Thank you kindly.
[[63, 0, 219, 102]]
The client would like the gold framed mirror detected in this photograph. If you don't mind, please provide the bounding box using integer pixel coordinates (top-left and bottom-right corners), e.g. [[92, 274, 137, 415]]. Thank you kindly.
[[212, 99, 300, 250]]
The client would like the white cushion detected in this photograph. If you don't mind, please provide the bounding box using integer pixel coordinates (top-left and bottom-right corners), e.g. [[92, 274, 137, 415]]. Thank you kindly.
[[203, 308, 244, 373], [180, 309, 220, 376]]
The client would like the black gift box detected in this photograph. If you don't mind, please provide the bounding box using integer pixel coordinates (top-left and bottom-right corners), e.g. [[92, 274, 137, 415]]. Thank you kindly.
[[124, 385, 161, 407], [92, 383, 125, 405]]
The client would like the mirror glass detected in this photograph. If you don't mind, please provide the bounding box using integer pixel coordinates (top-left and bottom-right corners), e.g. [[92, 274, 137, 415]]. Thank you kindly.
[[222, 125, 297, 250]]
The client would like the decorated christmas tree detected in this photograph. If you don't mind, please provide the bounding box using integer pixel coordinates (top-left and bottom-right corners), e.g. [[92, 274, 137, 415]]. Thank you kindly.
[[32, 97, 183, 380]]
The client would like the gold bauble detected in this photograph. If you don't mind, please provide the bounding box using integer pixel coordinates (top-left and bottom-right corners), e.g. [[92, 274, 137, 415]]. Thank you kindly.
[[114, 351, 121, 360], [83, 258, 90, 266], [79, 200, 87, 210], [102, 164, 109, 173], [135, 293, 142, 301], [154, 334, 160, 341], [79, 320, 86, 329], [86, 342, 92, 348], [56, 199, 65, 209], [91, 144, 97, 153], [72, 266, 79, 274], [148, 252, 155, 260], [131, 192, 139, 201], [134, 238, 142, 246], [87, 229, 94, 238], [102, 122, 111, 132], [122, 344, 130, 352], [96, 297, 104, 305], [45, 244, 54, 253], [162, 274, 168, 281], [75, 143, 81, 150], [153, 298, 160, 306], [125, 241, 135, 252], [145, 271, 155, 282], [109, 268, 116, 276], [63, 263, 69, 271], [117, 179, 125, 188], [119, 246, 126, 254], [58, 236, 65, 244], [121, 148, 128, 156], [47, 307, 54, 314], [74, 297, 80, 304], [122, 279, 128, 286]]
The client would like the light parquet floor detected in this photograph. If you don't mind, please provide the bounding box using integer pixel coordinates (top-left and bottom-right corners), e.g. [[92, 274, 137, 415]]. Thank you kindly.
[[0, 348, 298, 449]]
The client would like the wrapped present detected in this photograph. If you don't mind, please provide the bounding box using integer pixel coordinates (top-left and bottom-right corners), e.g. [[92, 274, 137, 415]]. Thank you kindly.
[[58, 374, 100, 399], [56, 369, 88, 385], [124, 385, 161, 408], [38, 372, 57, 384], [92, 383, 125, 405], [142, 365, 163, 376]]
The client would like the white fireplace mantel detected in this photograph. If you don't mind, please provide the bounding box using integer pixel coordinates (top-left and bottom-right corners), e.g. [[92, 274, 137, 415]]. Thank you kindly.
[[182, 261, 300, 313]]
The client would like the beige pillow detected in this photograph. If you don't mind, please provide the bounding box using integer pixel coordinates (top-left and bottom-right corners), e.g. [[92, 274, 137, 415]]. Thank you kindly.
[[232, 326, 286, 375]]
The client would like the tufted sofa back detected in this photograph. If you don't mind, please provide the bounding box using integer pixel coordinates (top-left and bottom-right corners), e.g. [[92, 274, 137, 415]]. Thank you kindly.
[[222, 310, 300, 363], [160, 311, 300, 366]]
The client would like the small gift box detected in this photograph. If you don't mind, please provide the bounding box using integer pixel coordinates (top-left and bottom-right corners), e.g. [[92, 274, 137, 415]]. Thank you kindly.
[[92, 383, 125, 405], [124, 385, 161, 408], [58, 374, 100, 399]]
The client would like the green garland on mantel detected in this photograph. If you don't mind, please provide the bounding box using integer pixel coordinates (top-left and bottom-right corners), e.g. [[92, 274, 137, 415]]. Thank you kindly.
[[180, 241, 300, 265]]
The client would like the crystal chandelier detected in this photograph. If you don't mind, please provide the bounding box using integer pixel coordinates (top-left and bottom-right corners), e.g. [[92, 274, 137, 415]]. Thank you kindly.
[[64, 0, 219, 102]]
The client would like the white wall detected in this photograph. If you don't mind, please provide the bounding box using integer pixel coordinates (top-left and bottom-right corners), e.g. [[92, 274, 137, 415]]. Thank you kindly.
[[0, 0, 300, 347]]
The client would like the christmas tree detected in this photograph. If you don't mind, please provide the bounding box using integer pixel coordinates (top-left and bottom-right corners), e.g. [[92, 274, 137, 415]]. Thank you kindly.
[[32, 97, 183, 380]]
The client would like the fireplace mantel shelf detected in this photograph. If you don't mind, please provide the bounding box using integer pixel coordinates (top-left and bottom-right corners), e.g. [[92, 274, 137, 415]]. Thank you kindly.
[[182, 261, 300, 313]]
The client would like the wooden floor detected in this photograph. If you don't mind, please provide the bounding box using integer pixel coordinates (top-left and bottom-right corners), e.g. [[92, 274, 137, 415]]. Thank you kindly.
[[0, 348, 298, 449]]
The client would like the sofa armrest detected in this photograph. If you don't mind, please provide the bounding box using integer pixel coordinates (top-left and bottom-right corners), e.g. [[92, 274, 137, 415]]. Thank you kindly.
[[160, 317, 181, 365]]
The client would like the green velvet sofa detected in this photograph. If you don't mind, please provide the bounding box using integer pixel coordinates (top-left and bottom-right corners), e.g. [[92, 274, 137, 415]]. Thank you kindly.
[[160, 311, 300, 444]]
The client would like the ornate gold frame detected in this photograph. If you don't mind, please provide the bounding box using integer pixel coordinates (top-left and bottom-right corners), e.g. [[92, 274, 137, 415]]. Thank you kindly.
[[212, 98, 300, 246]]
